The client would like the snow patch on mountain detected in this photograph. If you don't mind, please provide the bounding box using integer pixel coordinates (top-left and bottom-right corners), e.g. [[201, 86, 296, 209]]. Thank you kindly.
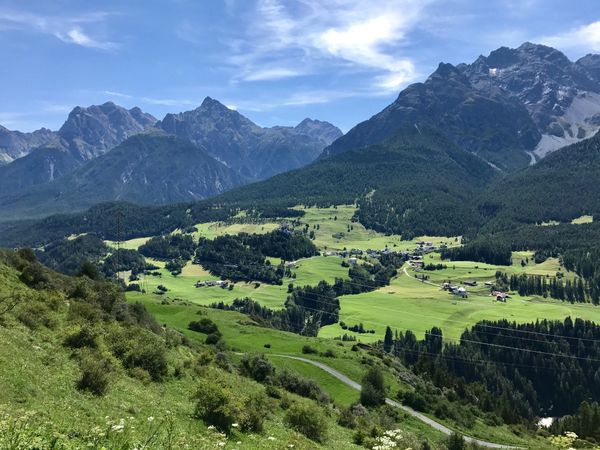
[[533, 91, 600, 158]]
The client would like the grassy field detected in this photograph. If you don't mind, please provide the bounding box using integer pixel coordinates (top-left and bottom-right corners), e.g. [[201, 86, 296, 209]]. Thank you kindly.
[[191, 221, 280, 240], [135, 205, 589, 347], [320, 256, 597, 343], [292, 205, 457, 251], [105, 236, 152, 250]]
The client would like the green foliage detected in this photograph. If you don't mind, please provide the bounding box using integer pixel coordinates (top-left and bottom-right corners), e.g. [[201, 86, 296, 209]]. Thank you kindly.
[[192, 378, 239, 432], [188, 317, 219, 334], [240, 354, 276, 383], [446, 432, 466, 450], [360, 367, 386, 407], [139, 234, 196, 261], [77, 352, 111, 396], [284, 402, 328, 443]]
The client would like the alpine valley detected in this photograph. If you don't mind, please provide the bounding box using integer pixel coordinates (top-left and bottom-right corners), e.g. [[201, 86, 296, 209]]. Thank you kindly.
[[4, 39, 600, 450]]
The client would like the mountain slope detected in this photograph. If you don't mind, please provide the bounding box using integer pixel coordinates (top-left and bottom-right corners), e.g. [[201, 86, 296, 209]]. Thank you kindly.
[[58, 102, 157, 160], [0, 132, 242, 220], [322, 63, 540, 171], [0, 125, 58, 164], [322, 43, 600, 169], [217, 125, 497, 237], [0, 146, 80, 196], [158, 97, 342, 179], [479, 131, 600, 229], [0, 102, 157, 194], [461, 42, 600, 159]]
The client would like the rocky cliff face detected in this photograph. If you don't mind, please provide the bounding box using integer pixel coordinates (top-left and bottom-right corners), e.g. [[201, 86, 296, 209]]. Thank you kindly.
[[322, 42, 600, 168], [58, 102, 157, 160], [322, 61, 540, 170], [460, 42, 600, 159], [158, 97, 342, 180], [0, 126, 59, 164]]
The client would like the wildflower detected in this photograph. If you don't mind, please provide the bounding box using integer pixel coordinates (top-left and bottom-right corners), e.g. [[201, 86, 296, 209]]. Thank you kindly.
[[111, 424, 125, 433], [147, 416, 155, 422], [232, 422, 239, 428], [207, 425, 216, 430]]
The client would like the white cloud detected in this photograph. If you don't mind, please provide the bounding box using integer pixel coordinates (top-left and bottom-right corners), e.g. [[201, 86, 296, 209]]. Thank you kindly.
[[242, 68, 305, 81], [541, 21, 600, 53], [0, 10, 118, 50], [210, 0, 428, 94]]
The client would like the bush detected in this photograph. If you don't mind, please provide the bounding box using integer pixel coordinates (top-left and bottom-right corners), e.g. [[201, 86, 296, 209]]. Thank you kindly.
[[302, 344, 317, 354], [240, 392, 271, 432], [284, 403, 328, 443], [321, 349, 336, 358], [122, 340, 168, 381], [64, 326, 97, 349], [360, 367, 386, 407], [188, 318, 219, 334], [276, 370, 329, 402], [192, 379, 238, 432], [240, 354, 276, 382], [446, 432, 466, 450], [77, 354, 110, 396], [205, 333, 221, 345]]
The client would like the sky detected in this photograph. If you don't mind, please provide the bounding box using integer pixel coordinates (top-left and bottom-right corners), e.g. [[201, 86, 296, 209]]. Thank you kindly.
[[1, 0, 600, 133]]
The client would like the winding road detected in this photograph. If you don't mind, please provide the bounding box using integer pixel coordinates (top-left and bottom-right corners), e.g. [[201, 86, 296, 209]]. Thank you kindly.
[[274, 354, 522, 449]]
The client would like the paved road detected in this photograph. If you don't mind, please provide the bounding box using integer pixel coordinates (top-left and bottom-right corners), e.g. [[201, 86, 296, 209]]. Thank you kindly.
[[275, 354, 522, 449]]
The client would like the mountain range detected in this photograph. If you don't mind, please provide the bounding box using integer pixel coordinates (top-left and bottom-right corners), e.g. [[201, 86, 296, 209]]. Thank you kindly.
[[1, 42, 600, 230], [0, 99, 341, 220]]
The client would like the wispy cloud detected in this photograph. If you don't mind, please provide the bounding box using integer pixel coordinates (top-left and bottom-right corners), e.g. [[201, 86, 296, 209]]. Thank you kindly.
[[0, 10, 118, 50], [541, 21, 600, 53], [188, 0, 430, 95], [104, 90, 200, 108]]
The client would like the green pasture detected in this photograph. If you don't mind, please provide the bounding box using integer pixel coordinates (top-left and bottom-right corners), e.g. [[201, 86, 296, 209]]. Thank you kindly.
[[320, 260, 600, 343], [292, 205, 457, 251]]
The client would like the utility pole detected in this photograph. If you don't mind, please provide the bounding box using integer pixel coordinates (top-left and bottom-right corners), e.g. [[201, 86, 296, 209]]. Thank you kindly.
[[116, 207, 123, 282]]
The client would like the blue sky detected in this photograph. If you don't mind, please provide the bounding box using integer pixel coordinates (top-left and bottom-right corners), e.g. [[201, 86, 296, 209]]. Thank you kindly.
[[2, 0, 600, 132]]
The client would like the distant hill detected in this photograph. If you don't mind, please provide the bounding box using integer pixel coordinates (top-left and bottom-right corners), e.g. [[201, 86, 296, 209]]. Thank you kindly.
[[479, 131, 600, 229], [158, 97, 342, 180], [0, 133, 242, 221]]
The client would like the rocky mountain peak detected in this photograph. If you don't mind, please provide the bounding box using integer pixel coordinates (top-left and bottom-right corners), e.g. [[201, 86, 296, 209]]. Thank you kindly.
[[58, 103, 157, 160], [295, 118, 343, 145]]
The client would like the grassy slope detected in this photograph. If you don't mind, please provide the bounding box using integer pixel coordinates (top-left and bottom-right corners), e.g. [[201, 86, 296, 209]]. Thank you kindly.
[[0, 254, 370, 449]]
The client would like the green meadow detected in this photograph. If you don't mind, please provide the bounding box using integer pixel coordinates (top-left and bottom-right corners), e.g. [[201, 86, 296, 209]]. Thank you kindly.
[[133, 205, 594, 348]]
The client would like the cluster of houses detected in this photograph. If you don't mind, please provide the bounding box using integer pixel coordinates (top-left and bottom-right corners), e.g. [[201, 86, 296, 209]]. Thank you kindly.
[[441, 282, 469, 298], [195, 280, 230, 289]]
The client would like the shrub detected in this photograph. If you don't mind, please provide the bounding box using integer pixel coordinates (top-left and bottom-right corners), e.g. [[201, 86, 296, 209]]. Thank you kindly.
[[302, 344, 317, 354], [321, 349, 336, 358], [188, 318, 219, 334], [192, 379, 238, 432], [240, 392, 271, 432], [276, 370, 328, 402], [122, 340, 168, 381], [240, 354, 276, 382], [64, 326, 97, 349], [265, 385, 282, 399], [205, 333, 221, 345], [77, 354, 110, 396], [360, 367, 386, 407], [446, 432, 466, 450], [284, 403, 328, 443]]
